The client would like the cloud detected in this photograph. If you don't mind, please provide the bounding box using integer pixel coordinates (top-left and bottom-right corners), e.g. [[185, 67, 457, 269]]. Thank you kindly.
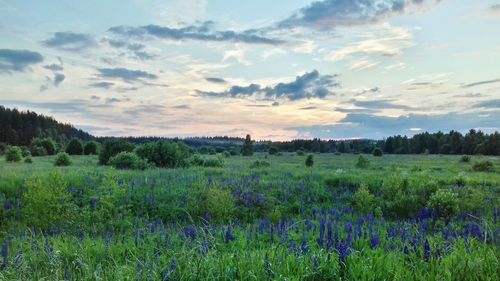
[[97, 67, 158, 82], [42, 32, 97, 51], [104, 38, 156, 60], [53, 73, 65, 86], [43, 64, 63, 72], [197, 70, 339, 101], [0, 49, 43, 72], [462, 78, 500, 88], [89, 81, 115, 89], [472, 99, 500, 109], [288, 111, 500, 139], [351, 98, 413, 110], [278, 0, 440, 29], [205, 77, 227, 84], [173, 104, 191, 109], [108, 22, 284, 45]]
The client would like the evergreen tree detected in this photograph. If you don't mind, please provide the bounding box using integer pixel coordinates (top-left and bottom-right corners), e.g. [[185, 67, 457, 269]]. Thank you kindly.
[[241, 134, 254, 156]]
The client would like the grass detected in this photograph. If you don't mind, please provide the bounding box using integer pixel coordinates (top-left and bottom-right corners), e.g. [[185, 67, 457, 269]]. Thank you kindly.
[[0, 153, 499, 280]]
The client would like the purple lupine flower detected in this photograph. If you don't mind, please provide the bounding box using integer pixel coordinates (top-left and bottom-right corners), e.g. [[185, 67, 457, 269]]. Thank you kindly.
[[1, 240, 7, 265], [183, 226, 196, 241], [300, 232, 308, 254], [327, 221, 333, 250], [225, 226, 235, 243], [423, 239, 431, 262], [370, 234, 380, 249], [337, 243, 349, 262], [4, 200, 12, 210]]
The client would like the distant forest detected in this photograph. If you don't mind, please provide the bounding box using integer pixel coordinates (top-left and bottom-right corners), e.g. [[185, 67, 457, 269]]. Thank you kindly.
[[0, 106, 93, 146], [1, 105, 499, 155]]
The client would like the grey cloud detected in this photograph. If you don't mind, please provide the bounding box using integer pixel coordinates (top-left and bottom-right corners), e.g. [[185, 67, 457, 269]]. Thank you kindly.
[[104, 39, 156, 60], [205, 77, 227, 84], [89, 82, 115, 89], [198, 70, 338, 101], [288, 111, 500, 139], [108, 22, 284, 45], [53, 73, 65, 87], [300, 106, 318, 110], [42, 32, 97, 52], [173, 105, 191, 109], [351, 99, 412, 110], [97, 67, 158, 81], [44, 64, 63, 72], [0, 49, 44, 72], [462, 78, 500, 88], [278, 0, 440, 29], [472, 99, 500, 109]]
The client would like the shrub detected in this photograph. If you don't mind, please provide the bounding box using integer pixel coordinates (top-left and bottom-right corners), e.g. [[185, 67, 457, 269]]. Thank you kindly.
[[135, 140, 192, 168], [109, 152, 148, 170], [428, 189, 459, 219], [268, 146, 279, 155], [197, 188, 235, 223], [241, 134, 254, 156], [460, 155, 471, 163], [202, 156, 225, 167], [54, 152, 71, 166], [21, 147, 31, 157], [223, 151, 231, 158], [31, 138, 57, 155], [99, 139, 135, 165], [352, 185, 377, 214], [30, 145, 47, 156], [472, 160, 494, 172], [372, 147, 383, 157], [305, 154, 314, 168], [24, 156, 33, 163], [22, 172, 76, 231], [84, 141, 99, 155], [5, 146, 22, 162], [296, 149, 305, 156], [250, 160, 270, 168], [356, 155, 370, 168], [65, 138, 84, 155]]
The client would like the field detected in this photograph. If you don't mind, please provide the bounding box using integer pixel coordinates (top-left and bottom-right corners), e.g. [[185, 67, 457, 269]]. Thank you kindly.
[[0, 153, 499, 280]]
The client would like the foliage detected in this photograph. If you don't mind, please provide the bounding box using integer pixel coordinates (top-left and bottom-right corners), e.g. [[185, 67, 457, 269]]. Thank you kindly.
[[196, 188, 235, 223], [30, 145, 47, 156], [305, 154, 314, 167], [268, 146, 279, 155], [5, 146, 22, 162], [109, 152, 148, 170], [372, 147, 383, 157], [83, 141, 99, 155], [356, 155, 370, 168], [22, 172, 76, 231], [65, 138, 84, 155], [189, 154, 225, 167], [24, 156, 33, 163], [296, 149, 305, 156], [460, 155, 471, 163], [241, 134, 254, 156], [250, 160, 270, 168], [99, 139, 135, 165], [54, 152, 72, 166], [135, 140, 192, 168], [428, 189, 459, 219], [31, 137, 57, 155], [352, 185, 377, 214], [472, 160, 494, 172]]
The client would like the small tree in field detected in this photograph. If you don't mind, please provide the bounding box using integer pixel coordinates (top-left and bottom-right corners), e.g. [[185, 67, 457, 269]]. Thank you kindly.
[[305, 154, 314, 177], [66, 138, 83, 155], [5, 146, 22, 162], [372, 147, 383, 157], [84, 141, 99, 155], [241, 134, 254, 156]]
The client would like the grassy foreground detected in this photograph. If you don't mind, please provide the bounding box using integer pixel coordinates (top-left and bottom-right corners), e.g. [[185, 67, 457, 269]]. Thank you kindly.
[[0, 153, 499, 280]]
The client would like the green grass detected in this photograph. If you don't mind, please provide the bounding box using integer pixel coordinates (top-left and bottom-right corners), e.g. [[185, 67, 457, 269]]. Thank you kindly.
[[0, 153, 499, 280]]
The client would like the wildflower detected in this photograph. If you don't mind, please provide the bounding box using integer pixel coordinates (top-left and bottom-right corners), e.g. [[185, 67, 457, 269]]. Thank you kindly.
[[225, 226, 235, 243], [337, 243, 349, 262], [423, 239, 431, 262], [370, 234, 380, 249], [1, 240, 7, 266]]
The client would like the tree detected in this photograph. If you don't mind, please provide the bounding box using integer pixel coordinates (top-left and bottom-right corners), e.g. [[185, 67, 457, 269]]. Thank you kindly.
[[372, 147, 383, 157], [135, 140, 192, 168], [268, 146, 279, 155], [5, 146, 22, 162], [65, 138, 84, 155], [305, 154, 314, 168], [84, 141, 99, 155], [241, 134, 254, 156], [99, 139, 135, 165]]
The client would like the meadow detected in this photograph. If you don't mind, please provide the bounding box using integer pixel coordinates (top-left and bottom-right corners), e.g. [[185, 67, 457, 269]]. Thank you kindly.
[[0, 153, 499, 280]]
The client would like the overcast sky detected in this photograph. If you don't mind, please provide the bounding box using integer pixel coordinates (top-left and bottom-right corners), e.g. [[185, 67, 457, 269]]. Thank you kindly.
[[1, 0, 499, 140]]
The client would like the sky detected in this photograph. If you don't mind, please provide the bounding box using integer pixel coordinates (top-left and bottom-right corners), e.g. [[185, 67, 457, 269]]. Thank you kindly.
[[0, 0, 499, 140]]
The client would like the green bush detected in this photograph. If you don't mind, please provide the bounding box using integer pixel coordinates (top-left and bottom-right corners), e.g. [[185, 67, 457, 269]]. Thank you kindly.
[[31, 138, 57, 155], [21, 147, 31, 157], [54, 152, 71, 166], [472, 160, 494, 172], [250, 160, 270, 168], [22, 172, 76, 231], [203, 156, 225, 167], [460, 155, 471, 163], [356, 155, 370, 168], [84, 141, 99, 155], [268, 146, 279, 155], [99, 139, 135, 165], [30, 145, 47, 156], [5, 146, 22, 162], [65, 138, 84, 155], [135, 140, 192, 168], [109, 152, 148, 170], [24, 156, 33, 163], [296, 149, 305, 156], [305, 154, 314, 168], [352, 184, 377, 214], [372, 147, 383, 157], [196, 188, 235, 223], [428, 189, 459, 219]]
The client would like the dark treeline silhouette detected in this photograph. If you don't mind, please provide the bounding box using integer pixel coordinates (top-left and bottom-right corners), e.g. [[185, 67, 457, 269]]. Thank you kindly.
[[0, 106, 93, 146], [1, 106, 498, 155]]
